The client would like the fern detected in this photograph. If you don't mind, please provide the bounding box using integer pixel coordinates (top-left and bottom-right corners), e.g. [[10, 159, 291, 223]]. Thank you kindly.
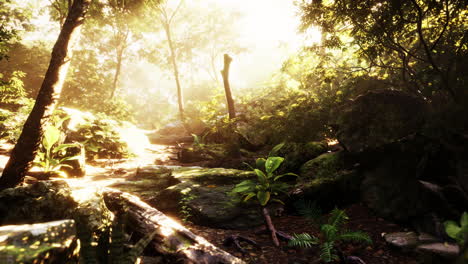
[[320, 242, 338, 262], [295, 199, 322, 222], [328, 208, 348, 228], [339, 230, 372, 244], [288, 233, 319, 248], [321, 224, 338, 242]]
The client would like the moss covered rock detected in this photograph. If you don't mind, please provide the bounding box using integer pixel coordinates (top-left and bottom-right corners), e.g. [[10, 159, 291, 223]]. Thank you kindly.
[[0, 220, 78, 264], [276, 141, 328, 173], [111, 166, 261, 229], [299, 152, 343, 179]]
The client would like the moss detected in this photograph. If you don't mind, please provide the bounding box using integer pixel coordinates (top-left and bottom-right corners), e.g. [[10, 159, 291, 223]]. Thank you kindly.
[[172, 168, 254, 184], [300, 152, 343, 179]]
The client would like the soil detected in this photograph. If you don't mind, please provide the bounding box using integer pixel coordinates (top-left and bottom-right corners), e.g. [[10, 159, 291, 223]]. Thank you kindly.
[[187, 204, 419, 264]]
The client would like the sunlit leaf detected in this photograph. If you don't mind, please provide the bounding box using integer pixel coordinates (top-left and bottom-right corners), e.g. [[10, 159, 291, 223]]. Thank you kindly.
[[265, 157, 284, 174], [257, 191, 270, 206]]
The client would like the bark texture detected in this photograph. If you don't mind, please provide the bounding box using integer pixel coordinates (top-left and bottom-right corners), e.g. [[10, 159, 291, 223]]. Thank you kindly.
[[0, 0, 91, 190], [103, 188, 245, 264], [221, 54, 236, 119]]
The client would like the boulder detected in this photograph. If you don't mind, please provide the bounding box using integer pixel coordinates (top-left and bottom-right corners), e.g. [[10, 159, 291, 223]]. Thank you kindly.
[[0, 180, 112, 236], [293, 150, 362, 209], [111, 166, 263, 229], [292, 170, 362, 210], [299, 151, 346, 179], [384, 231, 460, 262], [277, 141, 328, 173], [334, 89, 428, 153], [360, 135, 459, 223], [0, 181, 77, 225], [0, 219, 78, 263]]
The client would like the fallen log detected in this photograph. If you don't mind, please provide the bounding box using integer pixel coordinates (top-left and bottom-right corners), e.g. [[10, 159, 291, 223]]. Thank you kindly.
[[103, 188, 245, 264]]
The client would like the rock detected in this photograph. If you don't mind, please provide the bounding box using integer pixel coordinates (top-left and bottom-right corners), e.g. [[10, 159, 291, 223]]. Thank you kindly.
[[0, 180, 112, 237], [300, 151, 345, 179], [0, 219, 78, 263], [384, 232, 420, 250], [278, 141, 328, 173], [384, 231, 459, 262], [293, 169, 362, 210], [360, 135, 457, 223], [334, 89, 428, 153], [111, 166, 262, 229], [0, 181, 77, 225], [416, 243, 459, 259]]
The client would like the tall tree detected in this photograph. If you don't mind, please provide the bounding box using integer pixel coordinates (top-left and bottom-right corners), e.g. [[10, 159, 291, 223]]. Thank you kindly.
[[0, 0, 92, 190], [221, 54, 236, 119], [300, 0, 468, 101], [146, 0, 186, 121]]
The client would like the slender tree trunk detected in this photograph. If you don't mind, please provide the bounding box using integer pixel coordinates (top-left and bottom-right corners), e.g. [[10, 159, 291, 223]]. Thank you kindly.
[[164, 24, 184, 122], [262, 207, 280, 247], [221, 54, 236, 119], [0, 0, 91, 190], [110, 28, 129, 99]]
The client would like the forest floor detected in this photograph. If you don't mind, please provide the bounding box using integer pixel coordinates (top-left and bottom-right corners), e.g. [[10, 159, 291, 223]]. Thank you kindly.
[[0, 140, 420, 264]]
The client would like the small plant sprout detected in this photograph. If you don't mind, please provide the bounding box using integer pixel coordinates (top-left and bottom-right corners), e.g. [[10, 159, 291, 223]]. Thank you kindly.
[[232, 143, 298, 246], [444, 211, 468, 246]]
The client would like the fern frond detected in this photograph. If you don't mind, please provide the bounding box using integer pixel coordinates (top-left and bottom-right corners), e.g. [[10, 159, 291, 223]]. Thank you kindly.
[[125, 230, 157, 264], [320, 224, 338, 242], [295, 199, 322, 222], [339, 230, 372, 244], [288, 233, 319, 248], [320, 241, 338, 263], [328, 208, 348, 228]]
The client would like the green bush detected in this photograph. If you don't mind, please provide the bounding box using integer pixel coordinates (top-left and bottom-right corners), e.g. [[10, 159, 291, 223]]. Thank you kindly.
[[67, 114, 131, 160]]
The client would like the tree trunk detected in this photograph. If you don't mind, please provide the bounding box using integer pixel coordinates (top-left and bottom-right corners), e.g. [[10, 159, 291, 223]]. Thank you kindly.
[[110, 28, 129, 99], [262, 207, 280, 247], [103, 189, 246, 264], [221, 54, 236, 119], [0, 0, 91, 190], [164, 24, 185, 122]]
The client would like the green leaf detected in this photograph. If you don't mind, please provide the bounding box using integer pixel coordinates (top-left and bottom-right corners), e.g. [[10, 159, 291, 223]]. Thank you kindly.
[[257, 191, 270, 206], [274, 172, 298, 181], [271, 198, 285, 205], [321, 224, 338, 242], [53, 143, 78, 153], [243, 192, 256, 202], [255, 158, 266, 170], [43, 126, 61, 151], [243, 161, 255, 171], [461, 212, 468, 229], [265, 157, 284, 174], [288, 233, 319, 248], [254, 169, 267, 183], [444, 220, 461, 239], [232, 180, 256, 193], [339, 231, 372, 244], [268, 142, 285, 157]]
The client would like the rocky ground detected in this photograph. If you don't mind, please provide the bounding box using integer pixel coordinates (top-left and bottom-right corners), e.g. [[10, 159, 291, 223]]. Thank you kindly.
[[0, 139, 430, 264]]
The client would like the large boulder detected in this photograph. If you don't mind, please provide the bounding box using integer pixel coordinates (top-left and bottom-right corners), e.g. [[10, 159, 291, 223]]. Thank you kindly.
[[359, 134, 468, 238], [111, 166, 264, 229], [334, 89, 429, 153], [0, 180, 112, 236]]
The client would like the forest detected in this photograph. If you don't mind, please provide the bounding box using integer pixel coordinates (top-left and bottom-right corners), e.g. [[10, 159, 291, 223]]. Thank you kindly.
[[0, 0, 467, 263]]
